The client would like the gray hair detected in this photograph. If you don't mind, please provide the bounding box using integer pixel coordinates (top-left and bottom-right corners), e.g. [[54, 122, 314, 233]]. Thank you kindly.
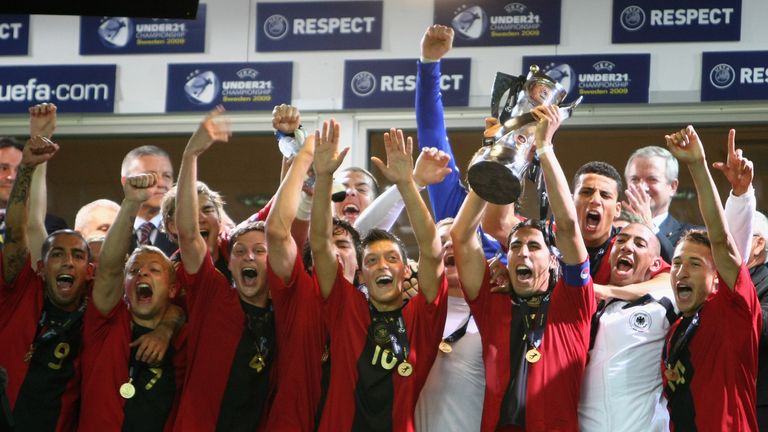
[[74, 199, 120, 232], [625, 146, 679, 184], [120, 145, 171, 177], [753, 211, 768, 264]]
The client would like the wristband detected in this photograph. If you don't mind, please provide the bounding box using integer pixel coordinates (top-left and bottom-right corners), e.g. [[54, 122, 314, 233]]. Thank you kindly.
[[535, 145, 553, 157], [296, 191, 313, 221]]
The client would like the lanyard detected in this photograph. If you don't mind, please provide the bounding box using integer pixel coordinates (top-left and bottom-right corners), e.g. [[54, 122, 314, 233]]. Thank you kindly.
[[443, 313, 472, 344], [25, 298, 86, 362], [368, 302, 410, 363], [663, 311, 700, 369], [518, 293, 551, 351]]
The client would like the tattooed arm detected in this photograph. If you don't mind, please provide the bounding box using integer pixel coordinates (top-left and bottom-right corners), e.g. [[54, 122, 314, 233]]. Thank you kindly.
[[3, 137, 59, 284]]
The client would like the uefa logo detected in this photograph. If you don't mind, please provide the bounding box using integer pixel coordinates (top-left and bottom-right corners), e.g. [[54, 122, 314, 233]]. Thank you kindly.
[[184, 70, 220, 105], [541, 63, 576, 96], [620, 6, 645, 31], [350, 71, 376, 97], [709, 63, 736, 89], [629, 311, 652, 332], [451, 5, 488, 40], [264, 14, 290, 40], [97, 17, 133, 48]]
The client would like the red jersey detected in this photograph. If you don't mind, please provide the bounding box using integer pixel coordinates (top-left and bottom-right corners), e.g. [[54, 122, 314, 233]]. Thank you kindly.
[[78, 298, 184, 432], [469, 262, 595, 432], [317, 267, 448, 432], [0, 258, 81, 432], [173, 251, 275, 432], [663, 264, 761, 431], [265, 253, 327, 431]]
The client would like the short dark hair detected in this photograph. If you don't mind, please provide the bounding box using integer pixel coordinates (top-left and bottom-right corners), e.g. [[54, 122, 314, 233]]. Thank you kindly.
[[679, 229, 711, 249], [42, 229, 92, 263], [361, 228, 408, 264], [0, 137, 24, 152], [302, 217, 362, 270], [228, 221, 266, 255], [573, 161, 623, 198], [506, 219, 554, 252]]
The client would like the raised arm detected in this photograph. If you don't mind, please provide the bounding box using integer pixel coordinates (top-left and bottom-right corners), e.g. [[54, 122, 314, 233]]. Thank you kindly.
[[450, 191, 488, 301], [266, 129, 315, 283], [532, 105, 587, 265], [3, 136, 59, 284], [372, 129, 445, 303], [714, 129, 755, 263], [177, 107, 231, 274], [27, 103, 57, 264], [93, 174, 155, 315], [309, 120, 349, 298], [665, 126, 741, 288]]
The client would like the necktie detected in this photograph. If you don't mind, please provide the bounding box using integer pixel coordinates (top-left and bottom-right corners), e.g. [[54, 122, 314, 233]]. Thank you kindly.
[[138, 222, 154, 246]]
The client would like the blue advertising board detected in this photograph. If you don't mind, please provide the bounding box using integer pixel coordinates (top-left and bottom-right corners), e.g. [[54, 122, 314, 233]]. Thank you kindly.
[[0, 15, 29, 56], [613, 0, 740, 43], [256, 1, 382, 52], [166, 62, 293, 112], [79, 4, 206, 54], [702, 51, 768, 101], [522, 54, 650, 104], [434, 0, 560, 46], [0, 65, 116, 113], [343, 58, 471, 109]]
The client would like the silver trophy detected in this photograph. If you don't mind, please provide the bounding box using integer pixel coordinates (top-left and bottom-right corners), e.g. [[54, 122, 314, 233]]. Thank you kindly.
[[467, 65, 582, 205]]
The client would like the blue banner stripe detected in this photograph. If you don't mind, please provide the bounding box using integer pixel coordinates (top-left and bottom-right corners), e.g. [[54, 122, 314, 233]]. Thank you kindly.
[[343, 58, 471, 109], [701, 51, 768, 101], [166, 62, 293, 112], [522, 54, 650, 104], [0, 15, 29, 56], [0, 65, 116, 113], [256, 1, 382, 52]]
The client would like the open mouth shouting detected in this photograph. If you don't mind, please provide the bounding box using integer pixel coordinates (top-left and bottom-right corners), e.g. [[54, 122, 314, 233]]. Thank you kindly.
[[444, 254, 455, 267], [241, 267, 259, 286], [615, 256, 634, 274], [56, 274, 75, 292], [585, 211, 601, 232], [675, 282, 693, 301], [374, 274, 394, 288], [200, 229, 210, 239], [342, 204, 360, 218], [136, 283, 154, 304], [515, 265, 534, 283]]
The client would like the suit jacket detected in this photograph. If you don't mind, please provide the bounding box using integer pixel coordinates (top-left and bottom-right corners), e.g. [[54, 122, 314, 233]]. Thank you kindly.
[[751, 263, 768, 407], [656, 215, 700, 264], [130, 229, 178, 258]]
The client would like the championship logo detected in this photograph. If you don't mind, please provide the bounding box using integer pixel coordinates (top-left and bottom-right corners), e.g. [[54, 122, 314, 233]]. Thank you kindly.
[[629, 310, 652, 332], [97, 17, 133, 48], [451, 4, 488, 40], [620, 5, 645, 31], [350, 71, 376, 97], [540, 63, 576, 96], [263, 14, 290, 40], [184, 70, 220, 105], [709, 63, 736, 89]]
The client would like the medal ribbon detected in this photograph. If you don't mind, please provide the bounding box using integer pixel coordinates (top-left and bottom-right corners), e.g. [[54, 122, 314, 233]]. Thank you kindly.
[[368, 302, 410, 364], [26, 298, 86, 361], [442, 313, 472, 345], [519, 293, 551, 352], [662, 311, 700, 371]]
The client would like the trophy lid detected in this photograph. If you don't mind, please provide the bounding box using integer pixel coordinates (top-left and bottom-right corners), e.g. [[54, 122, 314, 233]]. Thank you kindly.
[[524, 64, 567, 106]]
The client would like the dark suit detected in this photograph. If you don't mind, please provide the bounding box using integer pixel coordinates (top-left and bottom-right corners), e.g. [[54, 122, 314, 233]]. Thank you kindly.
[[656, 215, 700, 264], [752, 263, 768, 431], [130, 228, 177, 258]]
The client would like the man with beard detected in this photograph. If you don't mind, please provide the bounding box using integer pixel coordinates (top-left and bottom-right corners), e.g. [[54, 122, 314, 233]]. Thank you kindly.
[[171, 107, 278, 431], [0, 135, 89, 431], [78, 173, 185, 432], [451, 105, 594, 432], [312, 122, 447, 432], [661, 125, 760, 430]]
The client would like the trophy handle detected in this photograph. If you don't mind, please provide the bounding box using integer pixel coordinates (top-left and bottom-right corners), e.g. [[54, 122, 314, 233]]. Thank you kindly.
[[500, 96, 584, 133]]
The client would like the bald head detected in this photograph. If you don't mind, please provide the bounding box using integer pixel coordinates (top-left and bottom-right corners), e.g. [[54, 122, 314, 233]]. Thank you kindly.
[[608, 222, 663, 286]]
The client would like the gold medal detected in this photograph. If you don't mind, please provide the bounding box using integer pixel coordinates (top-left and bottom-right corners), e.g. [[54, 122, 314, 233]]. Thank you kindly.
[[249, 354, 266, 373], [397, 361, 413, 377], [120, 381, 136, 399], [525, 348, 541, 363], [438, 341, 453, 353], [664, 367, 680, 383]]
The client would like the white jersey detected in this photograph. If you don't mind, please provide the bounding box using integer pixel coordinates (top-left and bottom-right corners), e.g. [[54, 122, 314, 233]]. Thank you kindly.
[[415, 295, 485, 432], [579, 288, 677, 432]]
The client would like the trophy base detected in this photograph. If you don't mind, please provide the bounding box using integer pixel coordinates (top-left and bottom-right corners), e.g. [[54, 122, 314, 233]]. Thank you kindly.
[[467, 161, 523, 205]]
